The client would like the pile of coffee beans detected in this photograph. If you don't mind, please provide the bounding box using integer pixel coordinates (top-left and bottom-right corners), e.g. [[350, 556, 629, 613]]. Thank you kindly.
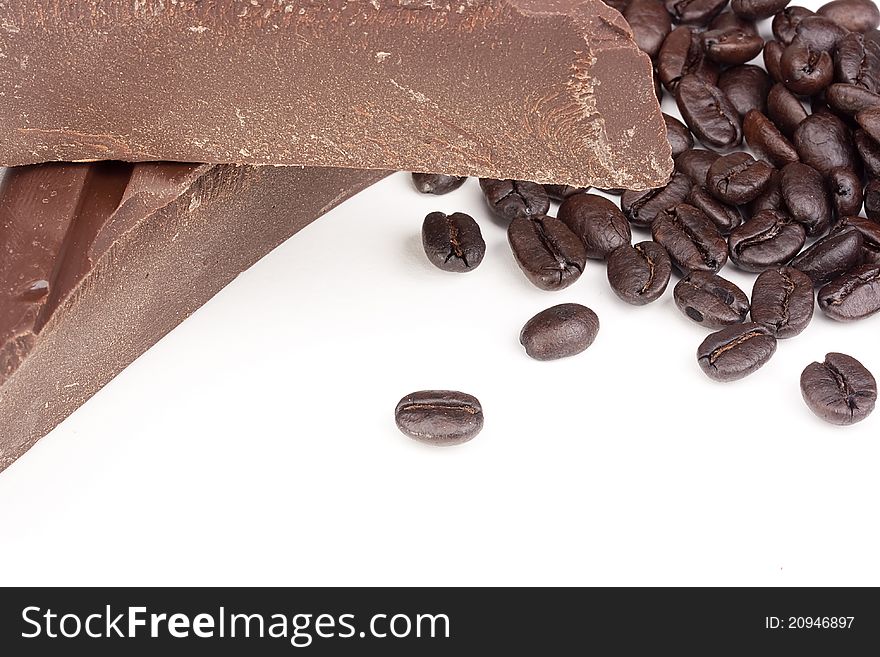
[[395, 0, 880, 444]]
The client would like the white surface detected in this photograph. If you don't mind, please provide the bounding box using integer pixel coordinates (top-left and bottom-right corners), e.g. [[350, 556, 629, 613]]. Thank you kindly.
[[1, 3, 879, 586]]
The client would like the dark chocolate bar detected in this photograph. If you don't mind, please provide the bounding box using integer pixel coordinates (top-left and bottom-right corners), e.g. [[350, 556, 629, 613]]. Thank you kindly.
[[0, 0, 671, 189]]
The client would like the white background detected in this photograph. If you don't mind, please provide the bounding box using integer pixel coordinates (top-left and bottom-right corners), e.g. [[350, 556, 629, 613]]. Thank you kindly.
[[1, 2, 878, 586]]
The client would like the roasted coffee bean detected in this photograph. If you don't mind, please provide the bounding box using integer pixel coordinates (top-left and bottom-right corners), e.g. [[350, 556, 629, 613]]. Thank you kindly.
[[819, 0, 880, 33], [507, 215, 587, 291], [480, 179, 550, 222], [606, 241, 673, 305], [834, 215, 880, 263], [697, 323, 777, 382], [544, 185, 589, 202], [625, 0, 673, 59], [791, 227, 865, 285], [779, 162, 832, 235], [710, 11, 760, 33], [743, 110, 800, 167], [750, 266, 815, 337], [794, 112, 859, 176], [395, 391, 483, 445], [801, 353, 877, 425], [773, 6, 815, 45], [421, 212, 485, 273], [827, 166, 864, 216], [558, 193, 631, 260], [855, 129, 880, 178], [687, 185, 742, 234], [728, 209, 807, 271], [658, 26, 720, 92], [818, 263, 880, 320], [519, 303, 599, 361], [702, 27, 765, 65], [826, 83, 880, 114], [781, 40, 834, 96], [767, 83, 809, 137], [707, 152, 775, 205], [621, 172, 693, 228], [665, 0, 728, 25], [794, 16, 850, 52], [834, 33, 880, 92], [674, 271, 750, 328], [718, 65, 771, 117], [745, 171, 785, 218], [412, 173, 467, 195], [675, 75, 743, 149], [866, 178, 880, 219], [651, 204, 728, 273], [731, 0, 792, 21], [664, 113, 694, 157], [675, 148, 721, 183], [764, 40, 786, 82], [856, 106, 880, 144]]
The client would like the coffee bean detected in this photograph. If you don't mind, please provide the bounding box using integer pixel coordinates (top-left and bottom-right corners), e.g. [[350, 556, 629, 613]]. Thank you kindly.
[[856, 130, 880, 178], [779, 162, 832, 236], [675, 74, 743, 148], [603, 0, 632, 10], [411, 173, 467, 195], [480, 179, 550, 222], [718, 65, 771, 117], [818, 263, 880, 320], [664, 113, 695, 157], [768, 83, 809, 137], [675, 148, 721, 184], [728, 209, 807, 271], [710, 11, 760, 33], [750, 266, 815, 337], [421, 212, 486, 273], [866, 178, 880, 220], [745, 170, 785, 218], [625, 0, 673, 59], [651, 204, 728, 273], [764, 40, 786, 82], [558, 193, 631, 260], [607, 241, 673, 305], [827, 166, 864, 217], [819, 0, 880, 33], [773, 6, 815, 45], [743, 110, 800, 168], [702, 27, 765, 65], [658, 26, 720, 92], [794, 16, 850, 52], [544, 185, 589, 202], [796, 112, 859, 177], [519, 303, 600, 361], [732, 0, 792, 21], [791, 227, 865, 285], [834, 33, 880, 92], [507, 215, 587, 291], [801, 353, 877, 425], [687, 185, 743, 234], [781, 40, 834, 96], [707, 152, 775, 205], [697, 323, 777, 381], [856, 106, 880, 145], [665, 0, 728, 25], [826, 83, 880, 114], [395, 391, 483, 445], [621, 172, 693, 228], [834, 215, 880, 263], [674, 271, 750, 328]]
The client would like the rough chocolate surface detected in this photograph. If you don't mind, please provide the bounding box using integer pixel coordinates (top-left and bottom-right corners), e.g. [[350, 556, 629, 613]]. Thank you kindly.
[[0, 0, 671, 190]]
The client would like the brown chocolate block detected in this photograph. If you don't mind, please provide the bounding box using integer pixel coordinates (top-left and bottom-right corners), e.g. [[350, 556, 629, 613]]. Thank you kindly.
[[0, 0, 671, 190], [0, 163, 387, 472]]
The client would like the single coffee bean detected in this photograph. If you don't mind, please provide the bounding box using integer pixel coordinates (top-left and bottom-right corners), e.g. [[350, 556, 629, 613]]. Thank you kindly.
[[750, 266, 815, 337], [621, 172, 693, 228], [835, 33, 880, 92], [819, 0, 880, 33], [779, 162, 832, 236], [395, 391, 483, 445], [827, 166, 864, 217], [745, 171, 785, 218], [866, 178, 880, 220], [818, 263, 880, 320], [801, 353, 877, 425], [606, 241, 673, 305], [795, 16, 850, 52], [834, 215, 880, 263], [702, 27, 765, 65], [728, 209, 807, 271], [795, 113, 858, 176], [507, 215, 587, 291], [773, 6, 815, 45], [674, 271, 750, 328], [826, 83, 880, 114], [856, 130, 880, 179], [411, 173, 467, 195], [652, 204, 728, 273], [625, 0, 672, 59], [732, 0, 791, 20], [665, 0, 728, 25], [707, 152, 775, 205], [856, 106, 880, 144], [558, 193, 631, 260], [718, 65, 771, 117], [743, 110, 800, 168], [764, 40, 786, 82], [519, 303, 600, 361], [791, 227, 865, 285], [767, 83, 809, 137], [676, 75, 743, 149], [710, 11, 760, 33], [658, 26, 720, 92], [675, 148, 721, 183], [697, 323, 777, 381], [421, 212, 486, 273], [480, 179, 550, 222], [544, 184, 589, 202], [664, 113, 695, 157], [687, 185, 742, 234], [781, 40, 834, 96]]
